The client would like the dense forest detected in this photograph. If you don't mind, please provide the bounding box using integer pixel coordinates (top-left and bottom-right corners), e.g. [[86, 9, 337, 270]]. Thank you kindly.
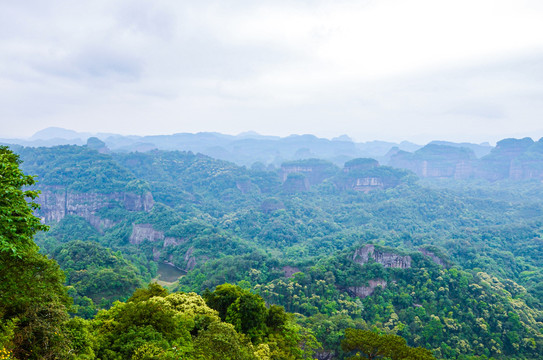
[[1, 139, 543, 359]]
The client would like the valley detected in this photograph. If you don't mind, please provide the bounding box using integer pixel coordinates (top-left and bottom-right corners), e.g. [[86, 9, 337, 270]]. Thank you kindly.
[[2, 135, 541, 359]]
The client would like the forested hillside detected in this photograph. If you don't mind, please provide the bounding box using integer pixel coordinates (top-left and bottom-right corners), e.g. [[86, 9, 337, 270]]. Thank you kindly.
[[3, 141, 543, 359]]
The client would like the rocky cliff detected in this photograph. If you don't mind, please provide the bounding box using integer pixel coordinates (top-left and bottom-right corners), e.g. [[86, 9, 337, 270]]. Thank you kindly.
[[389, 144, 475, 179], [419, 248, 448, 267], [476, 137, 543, 181], [352, 244, 412, 269], [343, 158, 379, 172], [282, 173, 310, 193], [129, 223, 197, 271], [335, 159, 410, 192], [346, 279, 388, 299], [280, 159, 338, 186], [389, 138, 543, 181], [36, 186, 154, 231]]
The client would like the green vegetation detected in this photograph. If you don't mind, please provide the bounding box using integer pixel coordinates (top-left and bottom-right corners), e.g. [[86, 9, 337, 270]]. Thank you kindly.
[[1, 146, 72, 359], [341, 328, 435, 359], [0, 147, 322, 359], [4, 143, 543, 359]]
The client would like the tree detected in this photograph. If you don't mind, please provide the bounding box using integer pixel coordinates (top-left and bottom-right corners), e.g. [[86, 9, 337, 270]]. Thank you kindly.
[[0, 146, 73, 359], [341, 328, 435, 360], [193, 322, 258, 360], [203, 283, 244, 321], [226, 292, 268, 342], [0, 146, 47, 256]]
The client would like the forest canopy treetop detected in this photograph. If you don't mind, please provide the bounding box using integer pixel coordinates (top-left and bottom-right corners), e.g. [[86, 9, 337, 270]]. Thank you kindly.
[[0, 146, 47, 256]]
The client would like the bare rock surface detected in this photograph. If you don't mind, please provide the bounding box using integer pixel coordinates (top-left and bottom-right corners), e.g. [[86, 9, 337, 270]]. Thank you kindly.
[[353, 244, 411, 269], [347, 279, 388, 299]]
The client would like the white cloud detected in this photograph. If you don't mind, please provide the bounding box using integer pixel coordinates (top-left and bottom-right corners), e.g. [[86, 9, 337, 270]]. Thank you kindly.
[[1, 0, 543, 142]]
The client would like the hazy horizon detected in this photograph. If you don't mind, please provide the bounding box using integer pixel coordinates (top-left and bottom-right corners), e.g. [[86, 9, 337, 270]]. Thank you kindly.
[[0, 125, 519, 146], [2, 1, 543, 144]]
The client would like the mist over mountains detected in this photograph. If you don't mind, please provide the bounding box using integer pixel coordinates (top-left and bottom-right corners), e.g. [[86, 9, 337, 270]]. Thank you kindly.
[[5, 127, 543, 182], [3, 127, 543, 359], [2, 127, 494, 167]]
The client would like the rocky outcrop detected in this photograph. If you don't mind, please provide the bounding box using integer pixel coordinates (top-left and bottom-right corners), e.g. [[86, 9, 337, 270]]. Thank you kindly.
[[86, 137, 110, 154], [419, 248, 448, 267], [353, 244, 411, 269], [353, 177, 385, 192], [124, 192, 154, 212], [343, 158, 379, 173], [335, 161, 408, 192], [129, 224, 165, 245], [36, 186, 154, 228], [129, 224, 185, 246], [282, 173, 310, 193], [476, 138, 543, 181], [280, 159, 338, 186], [389, 144, 475, 179], [347, 279, 388, 299], [129, 224, 196, 271], [389, 138, 543, 181], [184, 247, 197, 271], [475, 138, 536, 181]]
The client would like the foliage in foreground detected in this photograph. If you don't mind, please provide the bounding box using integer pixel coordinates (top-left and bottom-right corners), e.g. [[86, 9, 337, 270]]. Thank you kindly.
[[341, 328, 435, 360]]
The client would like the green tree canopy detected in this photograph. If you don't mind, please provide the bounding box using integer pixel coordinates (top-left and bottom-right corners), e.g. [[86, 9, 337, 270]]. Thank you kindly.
[[0, 146, 74, 359], [341, 328, 435, 360]]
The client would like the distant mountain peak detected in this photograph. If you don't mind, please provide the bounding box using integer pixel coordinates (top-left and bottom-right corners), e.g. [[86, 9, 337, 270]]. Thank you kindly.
[[332, 134, 353, 142], [30, 127, 83, 140]]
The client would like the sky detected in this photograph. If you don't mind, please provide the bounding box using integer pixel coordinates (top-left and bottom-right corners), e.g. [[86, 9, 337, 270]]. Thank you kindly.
[[1, 0, 543, 144]]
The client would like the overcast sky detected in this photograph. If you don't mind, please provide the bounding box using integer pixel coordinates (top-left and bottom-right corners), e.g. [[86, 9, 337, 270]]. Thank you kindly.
[[1, 0, 543, 143]]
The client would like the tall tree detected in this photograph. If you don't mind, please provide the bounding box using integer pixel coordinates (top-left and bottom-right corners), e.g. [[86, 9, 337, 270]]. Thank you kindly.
[[0, 146, 72, 359], [341, 328, 435, 360]]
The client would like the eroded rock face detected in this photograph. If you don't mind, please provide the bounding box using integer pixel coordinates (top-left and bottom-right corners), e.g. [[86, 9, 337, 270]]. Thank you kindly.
[[129, 224, 165, 245], [129, 224, 195, 270], [164, 237, 185, 247], [280, 166, 315, 183], [389, 144, 475, 179], [353, 244, 412, 269], [282, 174, 310, 193], [389, 138, 543, 181], [123, 192, 154, 212], [343, 158, 379, 173], [419, 248, 447, 267], [336, 160, 407, 192], [129, 224, 186, 247], [347, 279, 388, 299], [184, 247, 197, 271], [280, 160, 337, 186], [36, 186, 154, 227], [353, 177, 385, 192]]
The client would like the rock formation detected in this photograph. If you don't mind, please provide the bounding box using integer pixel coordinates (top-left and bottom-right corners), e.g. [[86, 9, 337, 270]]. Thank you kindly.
[[335, 159, 409, 192], [280, 159, 338, 186], [36, 186, 154, 231], [388, 138, 543, 181], [476, 137, 543, 181], [128, 223, 196, 271], [343, 158, 379, 173], [419, 248, 448, 267], [389, 144, 475, 179], [353, 244, 412, 269], [282, 173, 310, 193], [347, 279, 388, 299]]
